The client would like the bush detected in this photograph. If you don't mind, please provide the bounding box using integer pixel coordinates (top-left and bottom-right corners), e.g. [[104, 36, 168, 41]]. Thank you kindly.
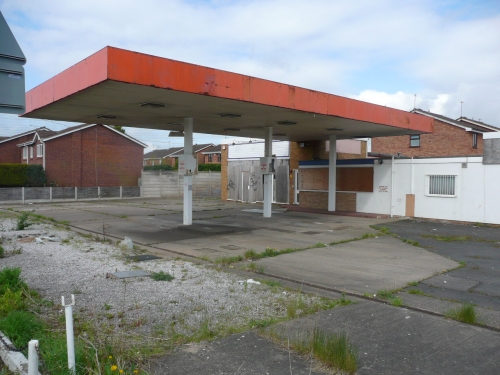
[[26, 164, 47, 187], [0, 163, 47, 187], [198, 164, 221, 172], [144, 165, 175, 171]]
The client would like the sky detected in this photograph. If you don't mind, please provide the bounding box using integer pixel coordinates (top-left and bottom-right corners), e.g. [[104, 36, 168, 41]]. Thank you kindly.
[[1, 0, 499, 152]]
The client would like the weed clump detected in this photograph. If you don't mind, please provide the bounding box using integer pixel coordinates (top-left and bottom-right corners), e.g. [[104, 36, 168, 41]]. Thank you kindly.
[[151, 271, 174, 281], [16, 211, 32, 230], [446, 303, 477, 324]]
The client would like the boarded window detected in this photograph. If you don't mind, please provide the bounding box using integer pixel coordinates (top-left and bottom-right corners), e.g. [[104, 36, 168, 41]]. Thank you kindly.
[[299, 167, 373, 192], [336, 167, 373, 192]]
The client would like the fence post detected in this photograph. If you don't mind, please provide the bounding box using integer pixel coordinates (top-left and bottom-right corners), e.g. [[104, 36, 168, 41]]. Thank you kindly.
[[49, 186, 52, 202], [28, 339, 39, 375], [22, 187, 25, 204], [74, 187, 77, 201], [62, 295, 76, 375], [120, 186, 123, 199]]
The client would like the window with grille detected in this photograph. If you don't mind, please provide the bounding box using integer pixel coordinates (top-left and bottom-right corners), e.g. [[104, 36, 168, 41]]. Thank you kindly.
[[23, 147, 28, 159], [29, 146, 33, 158], [36, 144, 43, 157], [427, 175, 456, 197]]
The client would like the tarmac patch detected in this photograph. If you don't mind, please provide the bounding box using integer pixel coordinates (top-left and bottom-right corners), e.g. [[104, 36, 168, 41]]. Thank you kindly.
[[421, 274, 480, 291]]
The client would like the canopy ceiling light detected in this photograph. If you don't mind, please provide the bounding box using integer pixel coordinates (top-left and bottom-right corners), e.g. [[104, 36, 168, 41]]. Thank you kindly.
[[168, 131, 184, 137], [326, 127, 344, 131], [224, 128, 240, 131], [167, 122, 183, 126], [96, 114, 118, 119], [140, 102, 166, 108], [219, 113, 242, 118], [276, 120, 297, 125], [273, 133, 287, 136]]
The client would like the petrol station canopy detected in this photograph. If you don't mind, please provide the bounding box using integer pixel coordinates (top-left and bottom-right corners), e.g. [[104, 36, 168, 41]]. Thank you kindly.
[[22, 46, 433, 140]]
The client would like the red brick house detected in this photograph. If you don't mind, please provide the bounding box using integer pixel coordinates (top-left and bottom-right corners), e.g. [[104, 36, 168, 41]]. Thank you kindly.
[[143, 147, 183, 166], [201, 145, 222, 164], [0, 124, 146, 187], [371, 109, 500, 157], [143, 144, 214, 167]]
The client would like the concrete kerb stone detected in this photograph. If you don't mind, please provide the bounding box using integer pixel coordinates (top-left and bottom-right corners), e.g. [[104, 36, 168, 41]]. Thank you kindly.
[[0, 331, 41, 375]]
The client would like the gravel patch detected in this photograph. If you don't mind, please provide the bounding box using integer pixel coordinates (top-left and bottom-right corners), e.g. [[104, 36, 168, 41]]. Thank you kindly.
[[0, 217, 326, 340]]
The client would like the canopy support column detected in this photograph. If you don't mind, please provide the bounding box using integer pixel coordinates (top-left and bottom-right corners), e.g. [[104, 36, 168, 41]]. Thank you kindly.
[[263, 127, 273, 218], [328, 135, 337, 212], [183, 118, 193, 225]]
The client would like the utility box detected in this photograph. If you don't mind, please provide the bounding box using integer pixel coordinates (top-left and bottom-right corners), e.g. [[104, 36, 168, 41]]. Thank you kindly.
[[178, 154, 197, 176], [0, 11, 26, 114], [260, 157, 276, 174]]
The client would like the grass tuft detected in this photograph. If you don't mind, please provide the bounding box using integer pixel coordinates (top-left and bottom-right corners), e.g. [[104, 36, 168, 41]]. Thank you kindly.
[[446, 303, 477, 324], [283, 327, 358, 374], [16, 212, 32, 230]]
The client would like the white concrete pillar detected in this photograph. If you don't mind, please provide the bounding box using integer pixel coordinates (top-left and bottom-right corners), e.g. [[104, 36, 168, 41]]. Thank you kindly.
[[263, 127, 273, 218], [328, 135, 337, 212], [183, 118, 193, 225]]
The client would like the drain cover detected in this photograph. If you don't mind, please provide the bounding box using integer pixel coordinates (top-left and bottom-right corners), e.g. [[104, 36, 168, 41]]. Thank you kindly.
[[126, 254, 162, 262], [107, 270, 152, 279]]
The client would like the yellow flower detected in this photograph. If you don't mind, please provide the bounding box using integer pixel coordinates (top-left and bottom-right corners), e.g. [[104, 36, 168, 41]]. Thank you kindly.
[[119, 370, 124, 374], [133, 370, 139, 374], [111, 365, 118, 371], [108, 356, 113, 359]]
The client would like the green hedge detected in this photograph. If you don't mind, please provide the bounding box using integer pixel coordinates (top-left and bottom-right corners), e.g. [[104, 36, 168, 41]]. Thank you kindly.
[[144, 165, 175, 171], [198, 164, 221, 171], [0, 164, 47, 187]]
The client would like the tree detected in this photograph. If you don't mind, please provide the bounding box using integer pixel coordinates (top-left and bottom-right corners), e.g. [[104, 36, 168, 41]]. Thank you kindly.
[[112, 126, 126, 134]]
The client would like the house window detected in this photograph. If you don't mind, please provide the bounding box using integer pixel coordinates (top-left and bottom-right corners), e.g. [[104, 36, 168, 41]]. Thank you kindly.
[[472, 133, 478, 149], [410, 135, 420, 147], [37, 144, 43, 157], [208, 154, 213, 162], [29, 146, 33, 158], [23, 147, 28, 159], [427, 175, 456, 197]]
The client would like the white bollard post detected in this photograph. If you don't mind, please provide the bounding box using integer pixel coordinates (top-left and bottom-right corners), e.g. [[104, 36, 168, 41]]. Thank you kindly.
[[62, 294, 76, 375], [28, 339, 39, 375]]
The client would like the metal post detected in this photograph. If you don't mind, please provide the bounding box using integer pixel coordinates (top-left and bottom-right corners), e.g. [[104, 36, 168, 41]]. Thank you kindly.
[[183, 118, 194, 225], [328, 135, 337, 211], [263, 127, 273, 218], [49, 186, 52, 202], [28, 339, 39, 375], [62, 294, 76, 375], [22, 187, 25, 204], [74, 187, 77, 201], [390, 155, 394, 217], [120, 186, 123, 199], [98, 186, 101, 199]]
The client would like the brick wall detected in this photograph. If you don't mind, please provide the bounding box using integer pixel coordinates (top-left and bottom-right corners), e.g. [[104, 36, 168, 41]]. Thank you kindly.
[[45, 125, 143, 187], [372, 119, 484, 157], [336, 192, 356, 211], [0, 135, 33, 164], [221, 144, 229, 200]]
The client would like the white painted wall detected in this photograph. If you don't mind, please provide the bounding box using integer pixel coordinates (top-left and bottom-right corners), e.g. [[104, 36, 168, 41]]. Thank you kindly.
[[356, 156, 500, 224], [229, 141, 289, 160]]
